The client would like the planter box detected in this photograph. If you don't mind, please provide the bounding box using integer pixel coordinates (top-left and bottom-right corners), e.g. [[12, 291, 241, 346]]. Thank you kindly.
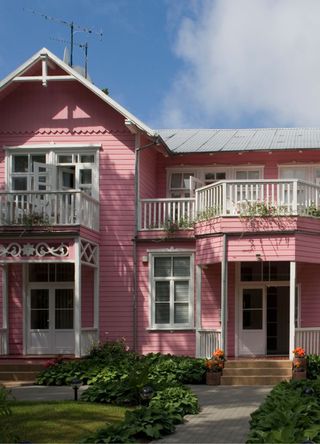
[[292, 371, 307, 380], [206, 372, 221, 385]]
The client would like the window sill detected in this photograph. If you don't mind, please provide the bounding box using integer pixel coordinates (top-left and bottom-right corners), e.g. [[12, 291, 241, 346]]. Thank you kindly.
[[147, 327, 196, 332]]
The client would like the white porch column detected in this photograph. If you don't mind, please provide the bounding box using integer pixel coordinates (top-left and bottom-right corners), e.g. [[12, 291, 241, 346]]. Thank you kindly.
[[1, 264, 8, 355], [221, 234, 228, 355], [289, 261, 296, 358], [74, 239, 82, 357], [195, 264, 202, 358], [93, 246, 100, 333]]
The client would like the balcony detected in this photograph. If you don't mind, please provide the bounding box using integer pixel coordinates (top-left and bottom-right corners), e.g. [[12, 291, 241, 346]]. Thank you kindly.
[[139, 179, 320, 230], [0, 191, 99, 231]]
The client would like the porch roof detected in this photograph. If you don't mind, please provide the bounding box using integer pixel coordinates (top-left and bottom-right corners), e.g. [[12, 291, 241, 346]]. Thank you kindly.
[[157, 128, 320, 153]]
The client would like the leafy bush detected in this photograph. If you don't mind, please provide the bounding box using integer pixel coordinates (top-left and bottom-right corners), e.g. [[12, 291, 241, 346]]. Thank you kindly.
[[0, 386, 19, 443], [247, 379, 320, 443], [150, 385, 200, 416], [307, 354, 320, 379]]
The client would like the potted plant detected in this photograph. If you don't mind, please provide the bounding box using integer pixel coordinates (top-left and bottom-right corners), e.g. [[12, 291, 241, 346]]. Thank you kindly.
[[292, 347, 307, 380], [205, 348, 225, 385]]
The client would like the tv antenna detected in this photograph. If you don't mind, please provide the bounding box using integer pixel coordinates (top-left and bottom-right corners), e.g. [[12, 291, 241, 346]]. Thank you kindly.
[[51, 37, 89, 78], [24, 8, 102, 68]]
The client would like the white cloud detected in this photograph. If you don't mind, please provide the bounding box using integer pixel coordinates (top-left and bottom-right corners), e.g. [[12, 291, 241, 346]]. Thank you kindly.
[[159, 0, 320, 128]]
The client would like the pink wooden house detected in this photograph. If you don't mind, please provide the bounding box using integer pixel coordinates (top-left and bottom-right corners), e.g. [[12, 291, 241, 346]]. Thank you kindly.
[[0, 48, 319, 359]]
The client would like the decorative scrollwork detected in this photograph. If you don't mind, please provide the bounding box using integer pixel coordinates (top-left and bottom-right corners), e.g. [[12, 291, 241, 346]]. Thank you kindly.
[[80, 239, 98, 266], [0, 242, 69, 258]]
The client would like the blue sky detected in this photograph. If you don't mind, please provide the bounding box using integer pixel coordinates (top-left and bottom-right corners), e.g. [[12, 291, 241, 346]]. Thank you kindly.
[[2, 0, 320, 130]]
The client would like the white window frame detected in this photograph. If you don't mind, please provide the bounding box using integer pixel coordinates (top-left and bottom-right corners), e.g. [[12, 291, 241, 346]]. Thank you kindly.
[[5, 145, 100, 199], [279, 164, 320, 184], [8, 152, 48, 192], [149, 252, 194, 330]]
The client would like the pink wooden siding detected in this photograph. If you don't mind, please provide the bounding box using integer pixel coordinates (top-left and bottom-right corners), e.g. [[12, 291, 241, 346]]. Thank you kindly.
[[8, 264, 23, 355], [297, 263, 320, 328], [227, 263, 236, 357], [139, 144, 159, 199], [81, 265, 94, 328], [201, 264, 221, 330], [0, 268, 3, 329]]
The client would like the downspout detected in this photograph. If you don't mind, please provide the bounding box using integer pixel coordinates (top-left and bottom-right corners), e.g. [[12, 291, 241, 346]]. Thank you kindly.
[[221, 233, 228, 356]]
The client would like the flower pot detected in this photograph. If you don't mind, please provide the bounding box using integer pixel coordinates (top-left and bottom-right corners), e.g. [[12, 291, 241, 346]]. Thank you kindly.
[[206, 371, 221, 385], [292, 370, 307, 380], [293, 357, 306, 368]]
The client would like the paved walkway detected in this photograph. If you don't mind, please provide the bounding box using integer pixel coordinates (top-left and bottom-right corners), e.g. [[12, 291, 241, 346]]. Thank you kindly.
[[159, 385, 271, 444], [9, 384, 271, 443]]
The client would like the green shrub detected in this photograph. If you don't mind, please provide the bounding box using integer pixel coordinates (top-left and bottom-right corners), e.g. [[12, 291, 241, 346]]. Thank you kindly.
[[150, 385, 200, 416], [307, 354, 320, 379], [0, 386, 19, 443], [247, 379, 320, 443]]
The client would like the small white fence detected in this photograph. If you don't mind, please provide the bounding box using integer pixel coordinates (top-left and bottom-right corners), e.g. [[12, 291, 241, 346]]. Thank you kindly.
[[198, 329, 221, 358], [139, 198, 195, 230], [295, 328, 320, 355]]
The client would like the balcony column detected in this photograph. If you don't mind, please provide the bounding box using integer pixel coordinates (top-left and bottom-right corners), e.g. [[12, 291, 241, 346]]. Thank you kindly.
[[195, 264, 202, 358], [289, 261, 296, 358], [74, 239, 82, 358], [221, 234, 228, 355], [93, 246, 100, 332], [1, 264, 8, 355]]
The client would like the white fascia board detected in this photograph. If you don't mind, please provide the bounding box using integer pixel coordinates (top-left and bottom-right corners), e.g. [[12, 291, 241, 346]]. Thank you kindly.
[[4, 143, 102, 150], [0, 47, 156, 139]]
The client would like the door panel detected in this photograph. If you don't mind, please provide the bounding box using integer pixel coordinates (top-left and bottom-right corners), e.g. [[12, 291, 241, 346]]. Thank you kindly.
[[29, 289, 51, 354], [239, 287, 266, 356]]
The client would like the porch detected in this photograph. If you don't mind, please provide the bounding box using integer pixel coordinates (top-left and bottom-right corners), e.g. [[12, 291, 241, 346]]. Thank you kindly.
[[0, 238, 99, 357], [139, 179, 320, 230], [0, 191, 99, 231]]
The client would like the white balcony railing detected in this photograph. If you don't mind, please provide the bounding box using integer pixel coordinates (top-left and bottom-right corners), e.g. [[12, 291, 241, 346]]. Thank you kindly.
[[139, 180, 320, 230], [0, 191, 99, 231]]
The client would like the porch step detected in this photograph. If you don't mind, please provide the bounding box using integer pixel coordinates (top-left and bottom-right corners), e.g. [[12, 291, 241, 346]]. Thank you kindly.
[[0, 362, 45, 385], [221, 360, 292, 386]]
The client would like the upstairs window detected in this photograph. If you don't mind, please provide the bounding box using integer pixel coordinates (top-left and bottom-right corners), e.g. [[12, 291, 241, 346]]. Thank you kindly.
[[169, 172, 194, 198], [151, 254, 194, 329], [204, 171, 226, 185], [11, 154, 46, 191]]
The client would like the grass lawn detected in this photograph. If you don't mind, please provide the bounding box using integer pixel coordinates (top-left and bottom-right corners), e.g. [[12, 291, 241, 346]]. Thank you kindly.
[[0, 400, 128, 443]]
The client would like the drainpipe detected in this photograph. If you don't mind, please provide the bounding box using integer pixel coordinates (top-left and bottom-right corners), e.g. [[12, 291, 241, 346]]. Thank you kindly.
[[221, 234, 228, 356]]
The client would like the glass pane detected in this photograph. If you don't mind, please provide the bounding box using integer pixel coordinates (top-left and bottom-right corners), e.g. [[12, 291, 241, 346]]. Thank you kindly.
[[55, 310, 73, 329], [174, 281, 189, 302], [248, 170, 260, 180], [205, 173, 216, 182], [13, 155, 29, 173], [154, 257, 171, 277], [31, 155, 46, 171], [12, 177, 27, 191], [62, 171, 75, 188], [243, 310, 263, 329], [171, 173, 182, 188], [155, 282, 170, 301], [80, 169, 92, 185], [270, 262, 290, 281], [236, 171, 247, 180], [58, 155, 73, 164], [241, 262, 262, 281], [173, 257, 190, 277], [216, 172, 226, 180], [31, 289, 49, 309], [182, 173, 194, 189], [31, 310, 49, 329], [55, 289, 73, 309], [80, 155, 94, 163], [243, 289, 263, 309], [155, 303, 170, 324], [55, 264, 74, 282], [174, 303, 189, 323], [29, 264, 49, 282]]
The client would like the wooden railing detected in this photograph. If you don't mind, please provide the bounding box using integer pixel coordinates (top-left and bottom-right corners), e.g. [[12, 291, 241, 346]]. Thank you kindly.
[[198, 329, 221, 358], [295, 328, 320, 355], [81, 328, 98, 356], [0, 191, 99, 231], [139, 180, 320, 230], [139, 198, 195, 230], [0, 328, 7, 355]]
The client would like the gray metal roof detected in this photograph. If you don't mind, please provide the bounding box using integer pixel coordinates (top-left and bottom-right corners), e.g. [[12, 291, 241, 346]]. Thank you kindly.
[[157, 128, 320, 153]]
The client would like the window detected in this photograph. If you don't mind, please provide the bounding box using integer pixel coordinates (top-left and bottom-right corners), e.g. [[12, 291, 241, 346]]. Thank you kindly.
[[169, 172, 194, 198], [204, 171, 226, 185], [240, 262, 290, 281], [29, 263, 74, 282], [236, 170, 260, 180], [151, 254, 194, 328], [11, 153, 46, 191]]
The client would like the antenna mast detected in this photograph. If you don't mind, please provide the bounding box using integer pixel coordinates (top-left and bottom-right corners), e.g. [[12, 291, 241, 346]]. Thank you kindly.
[[24, 9, 102, 68]]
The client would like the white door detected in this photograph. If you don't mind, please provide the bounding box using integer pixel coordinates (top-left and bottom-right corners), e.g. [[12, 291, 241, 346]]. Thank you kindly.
[[27, 286, 74, 355], [33, 162, 56, 222], [238, 287, 266, 356]]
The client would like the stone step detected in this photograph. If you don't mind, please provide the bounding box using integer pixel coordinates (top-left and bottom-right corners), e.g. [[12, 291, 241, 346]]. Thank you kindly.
[[222, 367, 292, 377], [221, 375, 291, 386], [225, 360, 291, 369], [0, 363, 45, 372], [0, 371, 40, 381]]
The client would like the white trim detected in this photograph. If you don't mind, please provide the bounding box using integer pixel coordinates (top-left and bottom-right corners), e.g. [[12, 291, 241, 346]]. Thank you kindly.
[[22, 264, 28, 355], [1, 265, 8, 354], [149, 252, 195, 330], [4, 144, 102, 151], [74, 238, 81, 357], [195, 265, 202, 357], [289, 262, 296, 358]]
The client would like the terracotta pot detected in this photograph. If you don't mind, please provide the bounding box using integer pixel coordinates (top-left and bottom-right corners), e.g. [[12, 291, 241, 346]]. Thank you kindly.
[[206, 371, 221, 385], [292, 370, 307, 380]]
